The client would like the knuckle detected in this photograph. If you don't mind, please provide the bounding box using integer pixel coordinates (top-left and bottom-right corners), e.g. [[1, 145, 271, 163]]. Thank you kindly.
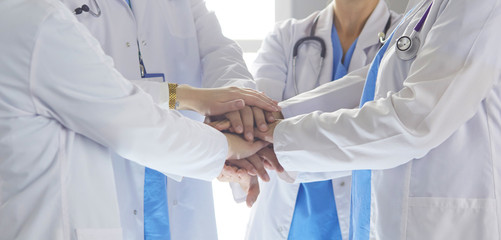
[[228, 86, 239, 92]]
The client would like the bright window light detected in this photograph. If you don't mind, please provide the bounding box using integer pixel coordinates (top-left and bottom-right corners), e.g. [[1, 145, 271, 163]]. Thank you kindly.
[[205, 0, 275, 40], [204, 1, 275, 240]]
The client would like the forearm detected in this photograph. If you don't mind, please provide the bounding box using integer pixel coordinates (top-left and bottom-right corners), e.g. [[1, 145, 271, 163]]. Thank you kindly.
[[32, 10, 228, 181], [279, 66, 368, 118], [274, 0, 500, 173]]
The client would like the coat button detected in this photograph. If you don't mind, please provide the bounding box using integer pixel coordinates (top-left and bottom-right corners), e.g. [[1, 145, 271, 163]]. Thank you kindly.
[[142, 40, 147, 46], [173, 200, 178, 206], [133, 210, 137, 215], [340, 181, 345, 187], [126, 42, 131, 47]]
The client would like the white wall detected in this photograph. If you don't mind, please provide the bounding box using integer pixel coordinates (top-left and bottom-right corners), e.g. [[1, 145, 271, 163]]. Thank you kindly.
[[277, 0, 409, 22], [385, 0, 408, 13], [275, 0, 330, 21]]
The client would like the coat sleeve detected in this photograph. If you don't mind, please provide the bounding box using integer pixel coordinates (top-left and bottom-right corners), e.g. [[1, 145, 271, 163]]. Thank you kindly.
[[274, 0, 501, 172], [190, 0, 255, 89], [251, 20, 364, 182], [251, 20, 293, 101], [29, 5, 227, 181], [279, 66, 368, 118], [129, 79, 170, 107]]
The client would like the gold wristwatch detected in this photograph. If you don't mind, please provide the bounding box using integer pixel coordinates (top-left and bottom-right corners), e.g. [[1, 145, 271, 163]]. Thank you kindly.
[[168, 83, 179, 109]]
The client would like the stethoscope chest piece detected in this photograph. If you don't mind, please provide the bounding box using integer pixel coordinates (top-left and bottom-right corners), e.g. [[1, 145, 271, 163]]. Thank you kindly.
[[395, 1, 434, 61], [396, 35, 420, 61]]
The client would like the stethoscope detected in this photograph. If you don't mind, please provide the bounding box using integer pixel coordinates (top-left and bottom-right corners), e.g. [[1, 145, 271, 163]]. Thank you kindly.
[[73, 0, 101, 17], [292, 14, 392, 95], [396, 2, 433, 60]]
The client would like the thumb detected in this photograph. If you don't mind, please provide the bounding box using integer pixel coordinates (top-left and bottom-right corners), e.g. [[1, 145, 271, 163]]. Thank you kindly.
[[246, 176, 260, 207], [254, 128, 273, 143], [207, 99, 245, 116], [254, 120, 279, 143], [206, 119, 231, 131], [236, 140, 269, 160]]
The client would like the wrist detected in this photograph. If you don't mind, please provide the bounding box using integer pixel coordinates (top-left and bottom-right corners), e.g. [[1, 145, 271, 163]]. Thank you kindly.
[[224, 133, 234, 160], [175, 84, 196, 111], [168, 83, 179, 109]]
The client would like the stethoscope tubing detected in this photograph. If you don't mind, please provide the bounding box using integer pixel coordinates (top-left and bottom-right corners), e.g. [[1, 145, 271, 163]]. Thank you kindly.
[[292, 11, 392, 95], [395, 1, 433, 60], [74, 0, 101, 17]]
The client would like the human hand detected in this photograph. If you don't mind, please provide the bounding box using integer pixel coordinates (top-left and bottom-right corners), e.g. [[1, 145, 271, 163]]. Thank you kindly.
[[219, 108, 283, 141], [225, 133, 269, 160], [220, 106, 270, 141], [205, 118, 231, 131], [253, 120, 281, 143], [217, 164, 260, 207], [256, 145, 284, 173], [217, 164, 248, 182], [226, 154, 270, 182], [241, 175, 259, 207], [264, 110, 284, 123], [176, 85, 279, 116]]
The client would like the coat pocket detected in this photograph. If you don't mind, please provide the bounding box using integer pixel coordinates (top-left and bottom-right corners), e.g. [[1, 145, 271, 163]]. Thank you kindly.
[[405, 197, 498, 240], [75, 228, 123, 240]]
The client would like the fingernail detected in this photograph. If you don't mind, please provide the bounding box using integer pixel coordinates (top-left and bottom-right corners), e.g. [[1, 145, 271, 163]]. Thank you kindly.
[[259, 123, 268, 131], [235, 126, 243, 133], [246, 132, 253, 140], [264, 174, 270, 182], [268, 116, 275, 122]]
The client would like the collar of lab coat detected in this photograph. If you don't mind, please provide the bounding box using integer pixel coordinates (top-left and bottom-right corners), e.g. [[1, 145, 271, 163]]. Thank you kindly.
[[123, 0, 147, 23], [313, 0, 393, 75], [356, 0, 392, 53], [406, 0, 423, 12], [314, 0, 391, 53]]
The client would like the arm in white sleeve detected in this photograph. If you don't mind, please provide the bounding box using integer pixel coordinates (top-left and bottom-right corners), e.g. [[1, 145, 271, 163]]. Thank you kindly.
[[190, 0, 255, 89], [30, 8, 226, 181], [251, 20, 361, 182], [279, 66, 368, 118], [129, 80, 170, 108], [274, 0, 501, 172], [229, 182, 247, 203], [277, 67, 367, 182], [252, 20, 293, 101]]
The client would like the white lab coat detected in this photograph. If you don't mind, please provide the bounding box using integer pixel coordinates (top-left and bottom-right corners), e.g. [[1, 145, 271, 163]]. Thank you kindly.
[[246, 1, 401, 239], [59, 0, 255, 239], [274, 0, 501, 239], [0, 0, 229, 239]]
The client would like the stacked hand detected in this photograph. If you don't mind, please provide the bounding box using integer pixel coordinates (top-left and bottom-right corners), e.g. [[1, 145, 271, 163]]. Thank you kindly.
[[181, 85, 284, 207], [217, 118, 283, 207]]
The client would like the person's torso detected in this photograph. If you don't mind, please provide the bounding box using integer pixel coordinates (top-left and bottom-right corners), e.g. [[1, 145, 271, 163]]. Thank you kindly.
[[369, 0, 501, 238], [59, 1, 218, 239], [248, 2, 401, 240], [0, 0, 122, 239]]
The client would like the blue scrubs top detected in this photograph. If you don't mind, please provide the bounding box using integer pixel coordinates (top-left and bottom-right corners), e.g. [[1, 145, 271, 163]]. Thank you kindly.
[[288, 24, 358, 240]]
